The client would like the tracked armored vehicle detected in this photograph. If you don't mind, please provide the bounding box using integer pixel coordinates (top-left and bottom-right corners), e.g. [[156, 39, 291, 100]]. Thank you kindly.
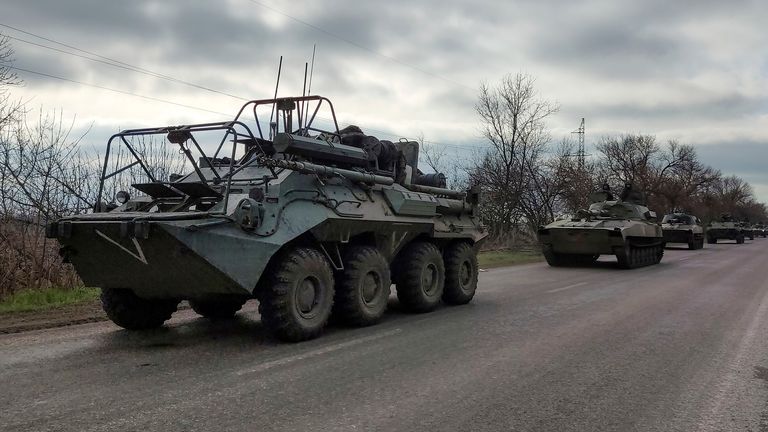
[[661, 213, 704, 250], [47, 96, 486, 342], [755, 223, 768, 238], [706, 214, 745, 244], [538, 189, 664, 269], [741, 222, 756, 240]]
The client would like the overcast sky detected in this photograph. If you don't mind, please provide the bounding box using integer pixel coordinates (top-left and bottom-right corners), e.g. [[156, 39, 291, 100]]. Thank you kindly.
[[2, 0, 768, 199]]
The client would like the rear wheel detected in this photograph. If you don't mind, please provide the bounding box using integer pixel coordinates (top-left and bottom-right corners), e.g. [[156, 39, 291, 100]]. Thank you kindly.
[[333, 246, 391, 326], [442, 242, 478, 305], [190, 296, 248, 320], [707, 236, 717, 244], [101, 288, 179, 330], [259, 247, 335, 342], [394, 242, 445, 313]]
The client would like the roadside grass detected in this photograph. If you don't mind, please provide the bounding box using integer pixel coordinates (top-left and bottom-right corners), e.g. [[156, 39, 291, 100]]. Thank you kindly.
[[0, 287, 100, 314], [0, 250, 539, 314], [478, 249, 543, 269]]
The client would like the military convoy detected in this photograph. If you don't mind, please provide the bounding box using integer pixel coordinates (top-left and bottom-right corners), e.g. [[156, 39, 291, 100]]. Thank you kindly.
[[537, 186, 664, 269], [661, 213, 705, 249], [47, 95, 486, 341], [44, 92, 766, 341]]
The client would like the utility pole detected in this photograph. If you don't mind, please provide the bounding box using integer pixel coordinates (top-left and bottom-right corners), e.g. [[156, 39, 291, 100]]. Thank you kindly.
[[571, 118, 585, 171]]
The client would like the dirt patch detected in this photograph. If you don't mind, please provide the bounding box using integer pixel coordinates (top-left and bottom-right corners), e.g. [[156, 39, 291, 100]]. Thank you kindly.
[[0, 299, 107, 334], [0, 300, 193, 334]]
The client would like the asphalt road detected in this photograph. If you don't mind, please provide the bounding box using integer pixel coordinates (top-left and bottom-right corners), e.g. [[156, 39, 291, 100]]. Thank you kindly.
[[3, 240, 768, 432]]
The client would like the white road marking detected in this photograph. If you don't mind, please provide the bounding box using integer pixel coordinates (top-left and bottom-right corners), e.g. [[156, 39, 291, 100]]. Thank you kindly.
[[94, 229, 148, 265], [546, 281, 588, 294], [235, 328, 403, 376]]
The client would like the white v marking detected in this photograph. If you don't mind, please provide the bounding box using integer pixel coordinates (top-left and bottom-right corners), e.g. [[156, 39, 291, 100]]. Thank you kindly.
[[95, 229, 148, 265]]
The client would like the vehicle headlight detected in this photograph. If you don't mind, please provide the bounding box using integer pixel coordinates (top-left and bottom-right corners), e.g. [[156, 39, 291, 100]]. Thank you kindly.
[[116, 190, 131, 204]]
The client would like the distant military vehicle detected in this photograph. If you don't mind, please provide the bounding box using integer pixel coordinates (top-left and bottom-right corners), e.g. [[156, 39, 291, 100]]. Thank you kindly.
[[661, 213, 704, 250], [706, 214, 746, 244], [538, 185, 664, 269], [740, 222, 756, 240], [754, 223, 768, 238], [46, 96, 486, 342]]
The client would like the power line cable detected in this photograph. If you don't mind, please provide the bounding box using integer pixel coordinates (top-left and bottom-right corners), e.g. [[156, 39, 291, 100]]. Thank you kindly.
[[1, 24, 483, 151], [0, 22, 247, 101], [5, 65, 231, 116]]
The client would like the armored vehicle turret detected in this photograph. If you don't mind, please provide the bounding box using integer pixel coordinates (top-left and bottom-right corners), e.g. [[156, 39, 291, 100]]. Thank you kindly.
[[46, 96, 486, 342], [661, 213, 704, 249], [706, 214, 746, 244], [538, 186, 664, 269]]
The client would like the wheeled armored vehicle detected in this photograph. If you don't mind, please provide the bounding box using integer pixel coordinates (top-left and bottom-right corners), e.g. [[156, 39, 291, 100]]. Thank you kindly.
[[707, 215, 746, 244], [661, 213, 704, 250], [46, 96, 486, 341], [538, 189, 664, 269]]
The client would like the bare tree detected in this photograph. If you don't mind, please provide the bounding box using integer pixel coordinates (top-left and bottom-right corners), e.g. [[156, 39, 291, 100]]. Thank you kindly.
[[470, 73, 559, 237], [418, 133, 467, 190]]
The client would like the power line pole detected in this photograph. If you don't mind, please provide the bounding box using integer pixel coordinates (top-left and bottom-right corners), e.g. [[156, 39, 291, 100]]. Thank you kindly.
[[571, 118, 585, 171]]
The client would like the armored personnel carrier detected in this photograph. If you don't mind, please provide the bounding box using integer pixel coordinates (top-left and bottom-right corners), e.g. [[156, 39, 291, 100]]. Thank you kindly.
[[706, 214, 745, 244], [46, 96, 486, 341], [538, 187, 664, 269], [661, 213, 704, 249]]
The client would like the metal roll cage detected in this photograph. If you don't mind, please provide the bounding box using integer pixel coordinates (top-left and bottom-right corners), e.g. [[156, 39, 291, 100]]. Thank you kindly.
[[96, 95, 340, 212]]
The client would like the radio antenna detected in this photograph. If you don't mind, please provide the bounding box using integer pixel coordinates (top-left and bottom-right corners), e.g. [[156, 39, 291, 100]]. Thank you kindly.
[[300, 62, 308, 132], [304, 44, 316, 129], [269, 56, 283, 139]]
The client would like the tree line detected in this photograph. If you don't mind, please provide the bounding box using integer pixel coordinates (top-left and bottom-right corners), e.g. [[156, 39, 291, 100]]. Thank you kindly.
[[423, 73, 767, 246]]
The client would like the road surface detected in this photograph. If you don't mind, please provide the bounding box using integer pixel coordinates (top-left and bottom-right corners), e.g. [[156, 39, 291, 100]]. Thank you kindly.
[[2, 241, 768, 431]]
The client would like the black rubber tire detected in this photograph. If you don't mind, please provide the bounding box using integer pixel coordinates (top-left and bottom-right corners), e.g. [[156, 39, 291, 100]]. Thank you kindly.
[[394, 242, 445, 313], [443, 242, 479, 305], [190, 296, 248, 320], [333, 246, 391, 326], [707, 237, 717, 244], [542, 245, 564, 267], [100, 288, 179, 330], [258, 247, 335, 342]]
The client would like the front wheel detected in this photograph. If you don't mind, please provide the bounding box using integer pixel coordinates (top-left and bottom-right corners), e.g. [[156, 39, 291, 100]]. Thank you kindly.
[[442, 242, 478, 305], [101, 288, 179, 330], [258, 247, 335, 342]]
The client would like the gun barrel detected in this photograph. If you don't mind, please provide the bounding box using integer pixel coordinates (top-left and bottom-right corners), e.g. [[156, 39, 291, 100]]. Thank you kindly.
[[262, 157, 395, 186]]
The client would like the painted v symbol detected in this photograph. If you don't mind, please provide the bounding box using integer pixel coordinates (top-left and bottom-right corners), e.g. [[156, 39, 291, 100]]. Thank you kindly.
[[95, 229, 149, 265]]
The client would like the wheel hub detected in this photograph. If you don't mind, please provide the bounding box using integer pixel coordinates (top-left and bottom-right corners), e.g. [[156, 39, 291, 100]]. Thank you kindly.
[[361, 271, 381, 305], [422, 263, 438, 295], [296, 276, 321, 317], [459, 260, 472, 287]]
